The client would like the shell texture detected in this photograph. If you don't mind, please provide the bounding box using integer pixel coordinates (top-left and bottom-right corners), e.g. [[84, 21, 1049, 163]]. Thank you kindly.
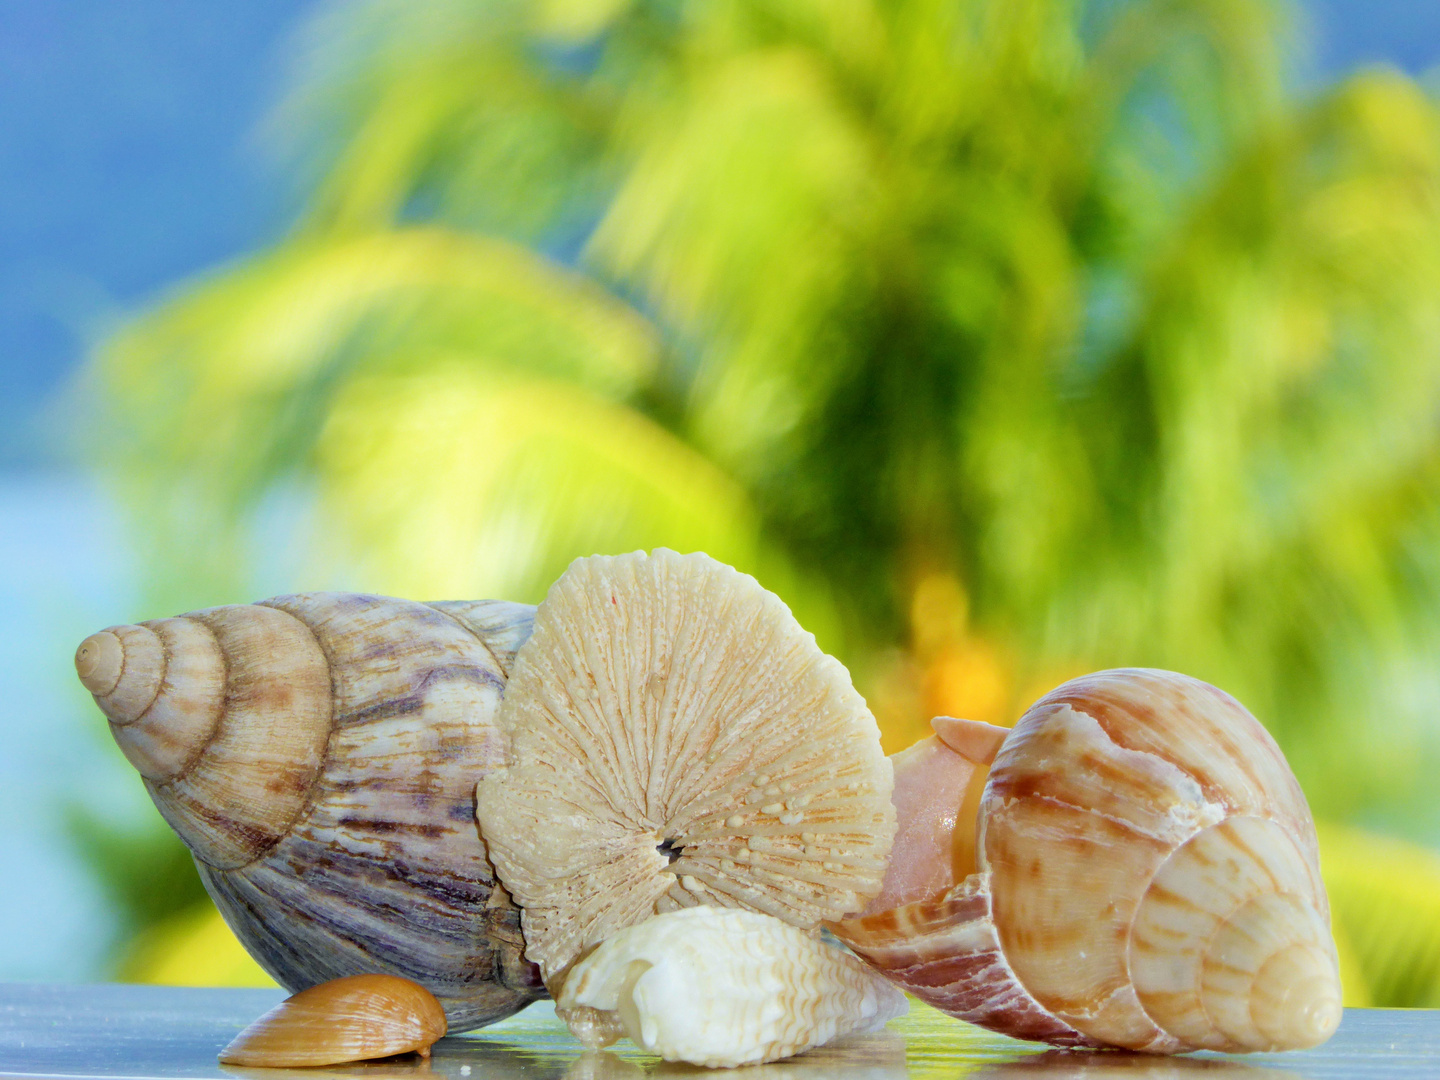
[[218, 973, 447, 1066], [476, 550, 896, 989], [834, 669, 1341, 1054], [76, 593, 544, 1031], [557, 906, 908, 1067]]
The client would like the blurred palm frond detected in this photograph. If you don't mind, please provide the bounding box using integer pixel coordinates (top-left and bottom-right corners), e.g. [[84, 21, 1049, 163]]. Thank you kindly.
[[83, 0, 1440, 1001]]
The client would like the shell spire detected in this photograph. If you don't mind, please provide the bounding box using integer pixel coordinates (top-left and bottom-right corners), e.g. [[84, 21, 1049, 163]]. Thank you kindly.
[[834, 669, 1342, 1054], [77, 609, 332, 867]]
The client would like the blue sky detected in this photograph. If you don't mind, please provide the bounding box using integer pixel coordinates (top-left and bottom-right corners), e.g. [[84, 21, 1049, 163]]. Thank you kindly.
[[0, 2, 310, 463], [0, 0, 1437, 466]]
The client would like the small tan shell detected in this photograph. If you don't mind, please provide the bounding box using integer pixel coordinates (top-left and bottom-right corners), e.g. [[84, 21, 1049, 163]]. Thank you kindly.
[[557, 906, 908, 1067], [76, 593, 543, 1030], [219, 973, 447, 1066], [477, 550, 895, 989], [834, 669, 1342, 1054]]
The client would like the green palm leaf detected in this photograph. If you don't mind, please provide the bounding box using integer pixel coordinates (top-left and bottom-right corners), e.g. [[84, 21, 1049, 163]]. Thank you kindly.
[[312, 362, 831, 630], [93, 227, 660, 602]]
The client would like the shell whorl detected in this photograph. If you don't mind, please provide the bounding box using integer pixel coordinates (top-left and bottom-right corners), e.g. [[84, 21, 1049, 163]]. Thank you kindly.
[[78, 607, 332, 868], [1129, 815, 1340, 1051]]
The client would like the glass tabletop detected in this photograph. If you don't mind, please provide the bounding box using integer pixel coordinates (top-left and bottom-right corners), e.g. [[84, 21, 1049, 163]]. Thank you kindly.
[[0, 984, 1434, 1080]]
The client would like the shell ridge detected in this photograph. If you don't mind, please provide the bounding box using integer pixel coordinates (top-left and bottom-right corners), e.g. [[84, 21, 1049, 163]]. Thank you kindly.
[[162, 617, 228, 780], [425, 603, 507, 680], [657, 569, 739, 819], [147, 603, 331, 867], [243, 598, 346, 870], [121, 626, 168, 726], [105, 618, 229, 782], [83, 628, 126, 698], [1121, 815, 1274, 1047], [551, 588, 646, 814], [93, 624, 162, 721], [591, 561, 649, 817]]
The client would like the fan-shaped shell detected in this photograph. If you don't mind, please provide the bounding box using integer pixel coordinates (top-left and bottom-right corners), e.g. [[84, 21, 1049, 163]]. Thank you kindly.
[[476, 550, 895, 989], [76, 592, 543, 1031], [834, 669, 1341, 1054]]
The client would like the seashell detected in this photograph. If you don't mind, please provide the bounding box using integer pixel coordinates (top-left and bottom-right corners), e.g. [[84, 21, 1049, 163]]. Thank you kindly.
[[556, 906, 908, 1067], [476, 549, 896, 991], [832, 669, 1342, 1054], [75, 592, 544, 1031], [218, 973, 447, 1066]]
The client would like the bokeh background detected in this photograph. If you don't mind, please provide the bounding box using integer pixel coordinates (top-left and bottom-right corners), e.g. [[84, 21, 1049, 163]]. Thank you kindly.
[[8, 0, 1440, 1008]]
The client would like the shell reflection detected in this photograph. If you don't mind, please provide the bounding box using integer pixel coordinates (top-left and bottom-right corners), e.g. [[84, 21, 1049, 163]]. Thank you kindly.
[[972, 1049, 1303, 1079]]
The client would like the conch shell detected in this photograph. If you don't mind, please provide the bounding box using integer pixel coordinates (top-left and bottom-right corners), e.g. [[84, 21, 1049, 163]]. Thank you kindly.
[[832, 668, 1342, 1054], [74, 592, 543, 1031]]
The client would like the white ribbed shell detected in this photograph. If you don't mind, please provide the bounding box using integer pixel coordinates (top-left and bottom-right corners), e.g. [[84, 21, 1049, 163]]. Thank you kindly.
[[558, 906, 907, 1066]]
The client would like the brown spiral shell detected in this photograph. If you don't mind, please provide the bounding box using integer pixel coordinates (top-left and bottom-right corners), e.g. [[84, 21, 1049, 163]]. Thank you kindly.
[[832, 669, 1342, 1054], [75, 592, 543, 1031]]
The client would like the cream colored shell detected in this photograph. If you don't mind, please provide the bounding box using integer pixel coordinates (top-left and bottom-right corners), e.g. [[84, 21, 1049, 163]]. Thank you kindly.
[[75, 593, 542, 1031], [835, 669, 1341, 1054], [477, 550, 895, 988], [219, 974, 447, 1066], [558, 906, 907, 1066]]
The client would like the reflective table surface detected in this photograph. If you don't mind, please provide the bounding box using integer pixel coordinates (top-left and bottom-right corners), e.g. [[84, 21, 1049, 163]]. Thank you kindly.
[[0, 984, 1434, 1080]]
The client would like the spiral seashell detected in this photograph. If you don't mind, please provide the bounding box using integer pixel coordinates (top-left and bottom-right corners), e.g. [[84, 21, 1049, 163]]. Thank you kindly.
[[75, 592, 544, 1031], [832, 669, 1342, 1054]]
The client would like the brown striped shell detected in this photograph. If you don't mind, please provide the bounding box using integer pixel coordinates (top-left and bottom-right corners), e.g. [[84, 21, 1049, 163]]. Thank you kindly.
[[832, 669, 1342, 1054], [74, 593, 544, 1031]]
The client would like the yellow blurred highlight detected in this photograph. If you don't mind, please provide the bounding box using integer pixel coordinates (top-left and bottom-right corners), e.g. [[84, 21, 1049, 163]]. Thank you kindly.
[[873, 571, 1087, 754], [1317, 822, 1440, 1008], [909, 573, 970, 658], [1329, 905, 1371, 1008], [118, 903, 278, 988], [925, 640, 1010, 727], [913, 574, 1012, 732]]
